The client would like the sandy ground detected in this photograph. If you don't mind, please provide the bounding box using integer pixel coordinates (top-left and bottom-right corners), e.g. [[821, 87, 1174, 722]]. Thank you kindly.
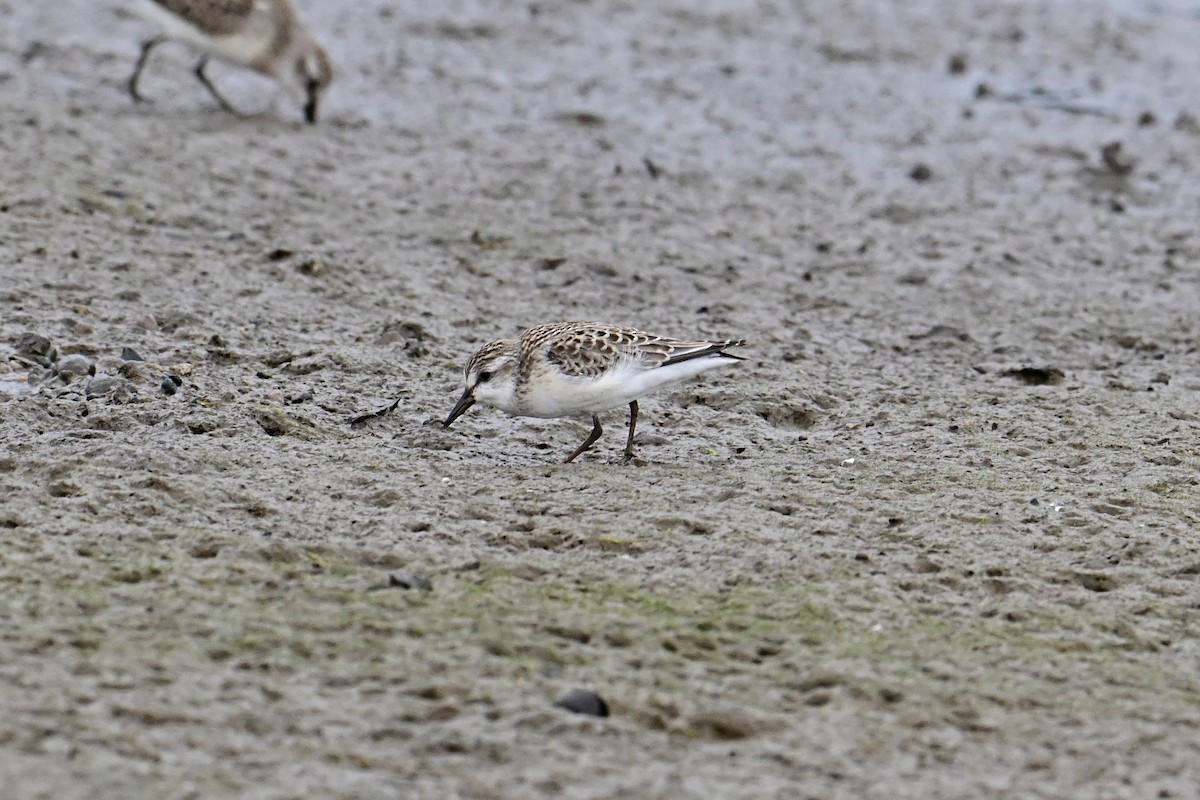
[[3, 0, 1200, 797]]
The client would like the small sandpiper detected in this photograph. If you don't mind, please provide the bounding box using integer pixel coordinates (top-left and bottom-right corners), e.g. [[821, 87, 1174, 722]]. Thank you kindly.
[[443, 322, 746, 463], [127, 0, 334, 123]]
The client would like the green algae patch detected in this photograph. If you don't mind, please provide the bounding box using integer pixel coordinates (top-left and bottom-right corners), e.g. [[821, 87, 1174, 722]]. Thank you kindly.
[[5, 529, 1199, 747]]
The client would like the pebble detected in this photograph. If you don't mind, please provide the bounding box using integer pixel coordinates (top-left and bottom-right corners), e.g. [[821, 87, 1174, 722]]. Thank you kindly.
[[296, 258, 326, 276], [161, 376, 181, 396], [57, 355, 94, 378], [26, 367, 55, 386], [1003, 366, 1064, 386], [85, 376, 125, 399], [16, 332, 56, 366], [388, 572, 433, 591], [118, 362, 146, 380], [120, 347, 144, 361], [554, 689, 609, 718]]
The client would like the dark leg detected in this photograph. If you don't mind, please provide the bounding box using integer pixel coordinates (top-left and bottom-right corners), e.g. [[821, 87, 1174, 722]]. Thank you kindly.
[[622, 400, 639, 463], [129, 37, 165, 103], [194, 56, 240, 115], [564, 414, 603, 463]]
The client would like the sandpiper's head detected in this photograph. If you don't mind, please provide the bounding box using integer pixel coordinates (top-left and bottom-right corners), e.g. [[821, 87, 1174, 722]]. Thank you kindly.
[[443, 339, 519, 427], [276, 33, 334, 123]]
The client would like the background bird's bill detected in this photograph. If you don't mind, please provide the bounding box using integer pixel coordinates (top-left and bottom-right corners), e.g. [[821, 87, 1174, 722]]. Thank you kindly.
[[304, 79, 319, 123]]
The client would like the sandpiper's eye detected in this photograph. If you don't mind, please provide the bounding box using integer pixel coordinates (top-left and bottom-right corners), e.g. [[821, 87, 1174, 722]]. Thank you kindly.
[[478, 370, 493, 383]]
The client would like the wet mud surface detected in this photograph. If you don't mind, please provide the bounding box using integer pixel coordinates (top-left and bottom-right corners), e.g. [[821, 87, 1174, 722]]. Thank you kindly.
[[2, 1, 1200, 797]]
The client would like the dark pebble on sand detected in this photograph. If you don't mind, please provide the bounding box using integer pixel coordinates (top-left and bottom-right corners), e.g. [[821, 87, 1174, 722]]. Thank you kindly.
[[554, 689, 609, 718], [16, 333, 56, 364], [161, 377, 180, 395], [57, 355, 94, 378], [388, 572, 433, 591], [1003, 366, 1065, 386], [1100, 141, 1134, 176], [120, 347, 144, 361]]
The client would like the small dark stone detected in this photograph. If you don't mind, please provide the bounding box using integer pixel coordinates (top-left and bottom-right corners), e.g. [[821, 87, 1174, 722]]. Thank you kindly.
[[296, 258, 325, 276], [16, 333, 54, 361], [947, 52, 967, 74], [643, 157, 661, 178], [57, 355, 94, 378], [161, 377, 179, 396], [1174, 112, 1200, 134], [267, 248, 294, 262], [388, 571, 433, 591], [1002, 366, 1065, 386], [909, 163, 933, 182], [1030, 498, 1039, 506], [554, 688, 609, 718], [120, 347, 144, 361], [1100, 141, 1134, 176]]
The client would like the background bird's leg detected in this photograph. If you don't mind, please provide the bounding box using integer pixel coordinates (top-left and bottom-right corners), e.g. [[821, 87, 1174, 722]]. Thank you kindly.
[[622, 400, 639, 463], [193, 56, 240, 115], [128, 36, 165, 102], [564, 415, 603, 463]]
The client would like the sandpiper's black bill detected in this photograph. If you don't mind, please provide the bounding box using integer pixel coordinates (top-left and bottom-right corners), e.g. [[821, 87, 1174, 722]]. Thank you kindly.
[[443, 391, 475, 427]]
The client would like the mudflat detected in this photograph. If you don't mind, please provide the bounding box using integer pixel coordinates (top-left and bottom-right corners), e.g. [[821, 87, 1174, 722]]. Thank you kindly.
[[2, 1, 1199, 797]]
